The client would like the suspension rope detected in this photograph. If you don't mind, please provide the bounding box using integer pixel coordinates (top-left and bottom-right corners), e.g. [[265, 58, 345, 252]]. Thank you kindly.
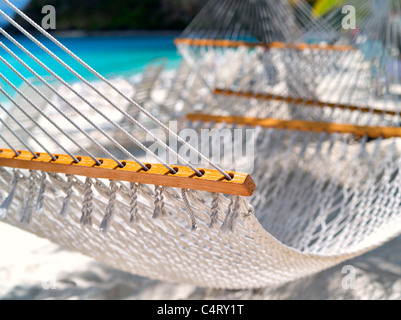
[[0, 0, 233, 181]]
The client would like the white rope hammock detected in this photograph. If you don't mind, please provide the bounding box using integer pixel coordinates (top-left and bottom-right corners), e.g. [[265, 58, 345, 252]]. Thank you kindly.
[[198, 0, 401, 128], [174, 0, 317, 90], [0, 0, 401, 290]]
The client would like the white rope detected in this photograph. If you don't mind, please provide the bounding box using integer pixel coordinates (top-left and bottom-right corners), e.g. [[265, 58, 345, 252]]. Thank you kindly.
[[0, 112, 36, 157], [0, 54, 99, 164], [0, 73, 74, 162], [80, 177, 94, 227], [0, 0, 233, 180]]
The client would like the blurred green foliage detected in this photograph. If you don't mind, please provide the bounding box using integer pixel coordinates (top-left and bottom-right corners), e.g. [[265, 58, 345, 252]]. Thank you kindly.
[[312, 0, 345, 17]]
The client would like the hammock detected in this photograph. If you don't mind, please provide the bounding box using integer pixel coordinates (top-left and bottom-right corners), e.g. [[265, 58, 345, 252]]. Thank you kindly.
[[131, 57, 168, 106], [0, 0, 401, 290], [174, 0, 318, 91], [201, 0, 401, 128]]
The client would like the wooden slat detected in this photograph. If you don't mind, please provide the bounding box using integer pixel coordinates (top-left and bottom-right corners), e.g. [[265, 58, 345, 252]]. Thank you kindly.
[[214, 88, 398, 117], [174, 38, 354, 52], [0, 149, 256, 197], [186, 113, 401, 139]]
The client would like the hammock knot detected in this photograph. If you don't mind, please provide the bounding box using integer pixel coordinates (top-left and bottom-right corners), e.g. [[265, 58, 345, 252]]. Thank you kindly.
[[80, 177, 93, 227], [221, 195, 241, 233], [209, 192, 221, 229], [99, 180, 118, 234], [152, 185, 166, 219], [182, 189, 197, 231], [21, 170, 37, 225], [59, 174, 74, 218], [0, 170, 19, 220], [35, 171, 47, 212], [129, 182, 139, 224]]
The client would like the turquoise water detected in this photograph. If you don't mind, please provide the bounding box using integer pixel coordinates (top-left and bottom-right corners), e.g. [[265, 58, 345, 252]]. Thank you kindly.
[[0, 34, 182, 99], [0, 0, 31, 27]]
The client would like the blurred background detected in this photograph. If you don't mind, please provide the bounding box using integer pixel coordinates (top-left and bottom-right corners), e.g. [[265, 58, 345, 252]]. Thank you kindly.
[[0, 0, 344, 94], [0, 1, 332, 32]]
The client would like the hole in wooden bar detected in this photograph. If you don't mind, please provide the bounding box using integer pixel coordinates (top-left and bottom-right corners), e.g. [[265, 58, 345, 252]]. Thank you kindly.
[[227, 173, 235, 180], [95, 159, 104, 166], [51, 155, 59, 161], [120, 161, 127, 168], [171, 167, 179, 174], [195, 169, 205, 177], [13, 151, 22, 158], [75, 156, 82, 163], [138, 163, 152, 172]]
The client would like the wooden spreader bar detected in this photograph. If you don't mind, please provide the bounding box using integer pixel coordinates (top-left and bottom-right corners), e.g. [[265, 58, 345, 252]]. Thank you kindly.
[[0, 149, 256, 196], [174, 38, 354, 52], [214, 88, 398, 117], [186, 113, 401, 139]]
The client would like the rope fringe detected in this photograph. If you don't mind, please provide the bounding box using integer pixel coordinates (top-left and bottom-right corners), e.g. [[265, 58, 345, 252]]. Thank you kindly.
[[80, 177, 94, 227]]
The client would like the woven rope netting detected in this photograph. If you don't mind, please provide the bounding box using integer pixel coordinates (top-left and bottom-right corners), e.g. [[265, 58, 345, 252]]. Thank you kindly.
[[175, 0, 317, 92], [0, 0, 401, 289], [206, 5, 401, 128]]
